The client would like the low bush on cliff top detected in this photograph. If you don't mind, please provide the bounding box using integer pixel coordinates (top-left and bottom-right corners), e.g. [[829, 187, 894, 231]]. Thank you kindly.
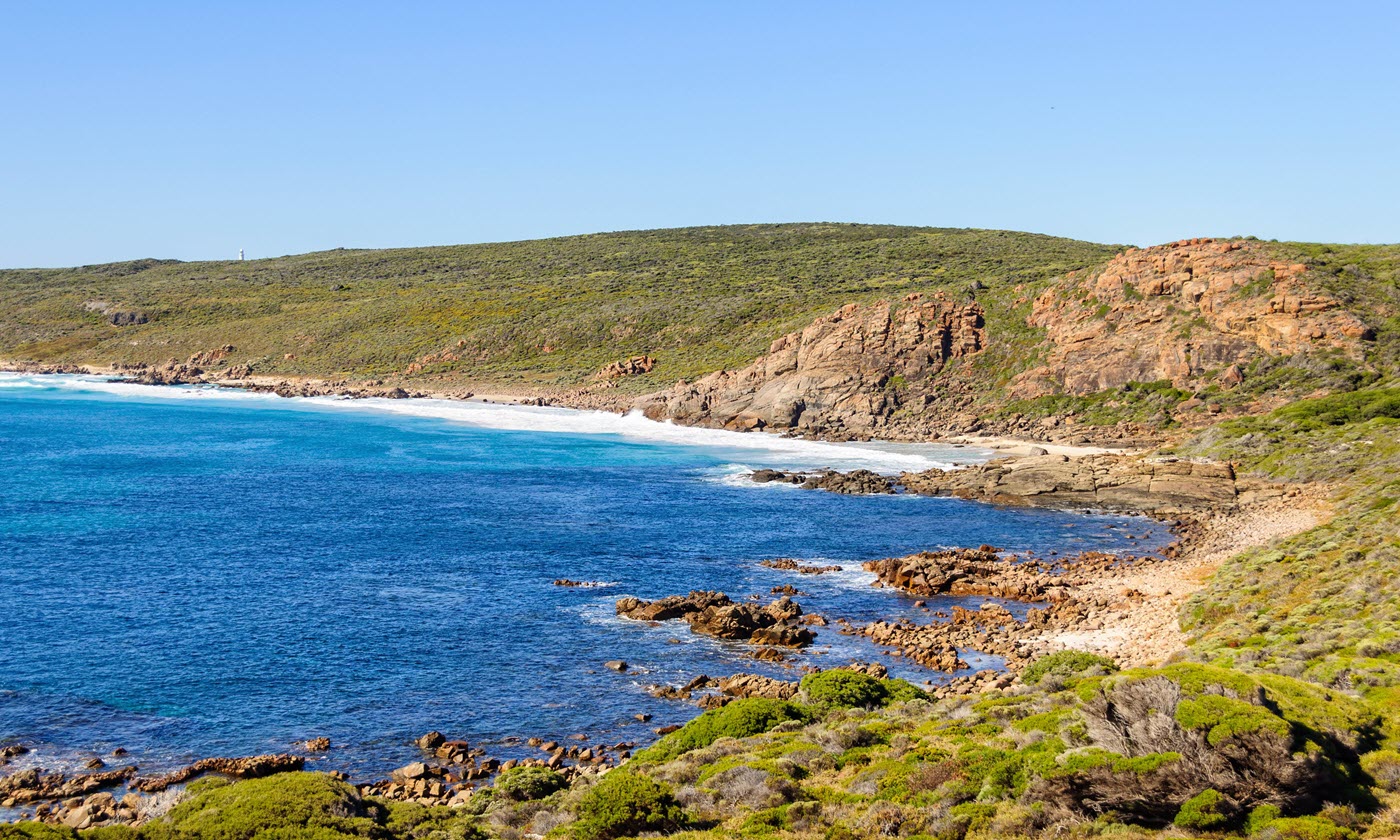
[[797, 671, 929, 711], [1173, 788, 1232, 830], [115, 773, 487, 840], [570, 772, 688, 840], [0, 825, 84, 840], [635, 699, 812, 763], [1021, 650, 1118, 686], [493, 765, 567, 801], [136, 772, 387, 840]]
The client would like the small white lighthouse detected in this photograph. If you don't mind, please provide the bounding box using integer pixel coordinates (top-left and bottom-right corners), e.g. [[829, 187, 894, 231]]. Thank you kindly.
[[239, 249, 245, 261]]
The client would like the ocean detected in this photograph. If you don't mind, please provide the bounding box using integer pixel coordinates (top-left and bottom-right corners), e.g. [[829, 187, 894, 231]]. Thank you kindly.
[[0, 374, 1170, 780]]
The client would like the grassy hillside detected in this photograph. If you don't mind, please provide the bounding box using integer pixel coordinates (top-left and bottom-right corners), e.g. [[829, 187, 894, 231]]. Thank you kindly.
[[0, 224, 1116, 388], [5, 230, 1400, 838]]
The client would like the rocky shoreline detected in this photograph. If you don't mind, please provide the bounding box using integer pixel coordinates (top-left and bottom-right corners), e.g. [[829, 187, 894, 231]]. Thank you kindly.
[[745, 453, 1299, 516], [0, 508, 1325, 828], [0, 363, 1330, 830]]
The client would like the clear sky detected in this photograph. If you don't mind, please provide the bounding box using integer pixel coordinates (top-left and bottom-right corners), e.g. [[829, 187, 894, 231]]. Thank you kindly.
[[3, 1, 1397, 267]]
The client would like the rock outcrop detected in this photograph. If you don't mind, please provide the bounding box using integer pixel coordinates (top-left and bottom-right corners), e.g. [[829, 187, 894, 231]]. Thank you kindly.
[[1013, 238, 1374, 397], [636, 295, 985, 435], [898, 454, 1248, 514], [0, 766, 137, 805], [863, 547, 1057, 601], [129, 754, 305, 792], [615, 591, 816, 647], [597, 355, 656, 379], [750, 469, 896, 494]]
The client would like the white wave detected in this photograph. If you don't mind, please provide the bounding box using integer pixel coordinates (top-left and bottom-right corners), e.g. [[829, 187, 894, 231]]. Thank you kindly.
[[701, 463, 804, 490], [1, 373, 981, 474]]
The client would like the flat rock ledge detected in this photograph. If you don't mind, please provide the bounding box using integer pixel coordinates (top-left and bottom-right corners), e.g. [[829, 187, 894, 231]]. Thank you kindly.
[[757, 453, 1292, 515], [900, 453, 1249, 514]]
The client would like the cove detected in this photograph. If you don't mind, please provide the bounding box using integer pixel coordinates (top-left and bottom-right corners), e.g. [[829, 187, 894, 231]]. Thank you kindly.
[[0, 375, 1171, 779]]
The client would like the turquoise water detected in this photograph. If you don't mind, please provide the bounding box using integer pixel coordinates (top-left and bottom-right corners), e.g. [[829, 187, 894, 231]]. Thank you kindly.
[[0, 374, 1170, 779]]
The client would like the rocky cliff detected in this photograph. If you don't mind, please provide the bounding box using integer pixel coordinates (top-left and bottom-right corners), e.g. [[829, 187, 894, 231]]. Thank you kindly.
[[1011, 238, 1374, 397], [631, 237, 1381, 441], [633, 294, 985, 436]]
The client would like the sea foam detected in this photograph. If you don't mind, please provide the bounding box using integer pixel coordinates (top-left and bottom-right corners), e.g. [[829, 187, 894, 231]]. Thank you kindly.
[[0, 373, 980, 474]]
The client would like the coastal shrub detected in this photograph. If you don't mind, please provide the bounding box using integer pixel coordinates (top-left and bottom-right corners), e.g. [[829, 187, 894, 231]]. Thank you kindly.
[[1255, 816, 1358, 840], [800, 671, 887, 709], [381, 802, 487, 840], [142, 772, 385, 840], [1273, 388, 1400, 429], [185, 777, 233, 796], [1174, 789, 1232, 830], [493, 766, 567, 801], [882, 679, 930, 704], [570, 772, 688, 840], [81, 829, 137, 840], [0, 825, 78, 840], [1024, 665, 1383, 825], [1022, 651, 1118, 686], [1246, 805, 1284, 833], [1360, 748, 1400, 791], [637, 699, 811, 762]]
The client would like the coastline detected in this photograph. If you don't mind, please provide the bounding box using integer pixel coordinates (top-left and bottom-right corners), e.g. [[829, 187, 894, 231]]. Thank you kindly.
[[0, 361, 1128, 460], [0, 363, 1331, 826]]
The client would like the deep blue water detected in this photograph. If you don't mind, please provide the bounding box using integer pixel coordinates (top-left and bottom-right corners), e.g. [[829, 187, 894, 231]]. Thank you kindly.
[[0, 375, 1170, 780]]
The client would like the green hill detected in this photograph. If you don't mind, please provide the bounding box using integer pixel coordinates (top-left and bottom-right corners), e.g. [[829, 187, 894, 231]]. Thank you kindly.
[[0, 224, 1116, 387]]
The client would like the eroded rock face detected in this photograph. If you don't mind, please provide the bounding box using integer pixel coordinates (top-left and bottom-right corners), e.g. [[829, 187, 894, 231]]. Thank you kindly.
[[1013, 238, 1374, 397], [635, 296, 985, 435]]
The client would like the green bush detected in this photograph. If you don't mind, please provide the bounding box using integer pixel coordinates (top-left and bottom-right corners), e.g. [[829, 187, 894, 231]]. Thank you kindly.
[[636, 698, 811, 762], [381, 801, 487, 840], [800, 671, 888, 709], [1274, 388, 1400, 429], [185, 777, 234, 796], [1255, 816, 1358, 840], [1174, 789, 1230, 830], [80, 829, 138, 840], [0, 825, 78, 840], [571, 772, 688, 840], [1022, 651, 1118, 686], [1360, 748, 1400, 791], [143, 772, 385, 840], [493, 765, 567, 801], [1246, 805, 1284, 833], [882, 679, 930, 704]]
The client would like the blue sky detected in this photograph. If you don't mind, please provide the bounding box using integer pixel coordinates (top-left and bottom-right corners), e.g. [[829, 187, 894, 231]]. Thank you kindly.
[[3, 1, 1397, 266]]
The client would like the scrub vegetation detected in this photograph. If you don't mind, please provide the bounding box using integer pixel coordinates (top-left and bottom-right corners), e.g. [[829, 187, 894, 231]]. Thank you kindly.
[[0, 224, 1115, 390], [4, 226, 1400, 837], [5, 664, 1393, 840]]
